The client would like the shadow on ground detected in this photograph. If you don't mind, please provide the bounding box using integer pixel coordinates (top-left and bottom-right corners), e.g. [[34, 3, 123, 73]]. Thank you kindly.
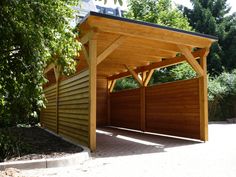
[[94, 127, 200, 158]]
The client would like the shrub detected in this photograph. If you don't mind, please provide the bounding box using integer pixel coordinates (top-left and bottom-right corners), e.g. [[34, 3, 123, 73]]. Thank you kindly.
[[0, 129, 31, 162], [208, 70, 236, 120]]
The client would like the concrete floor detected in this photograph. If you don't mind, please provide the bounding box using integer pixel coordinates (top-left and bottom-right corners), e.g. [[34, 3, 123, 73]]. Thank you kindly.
[[22, 122, 236, 177]]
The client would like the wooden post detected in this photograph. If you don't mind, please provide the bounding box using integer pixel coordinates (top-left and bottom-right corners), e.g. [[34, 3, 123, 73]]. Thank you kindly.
[[55, 80, 59, 134], [107, 88, 111, 126], [89, 39, 97, 152], [54, 66, 60, 134], [199, 49, 209, 141], [140, 86, 146, 131]]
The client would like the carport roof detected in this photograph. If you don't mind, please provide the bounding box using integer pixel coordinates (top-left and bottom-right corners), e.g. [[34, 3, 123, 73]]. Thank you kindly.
[[79, 11, 217, 79]]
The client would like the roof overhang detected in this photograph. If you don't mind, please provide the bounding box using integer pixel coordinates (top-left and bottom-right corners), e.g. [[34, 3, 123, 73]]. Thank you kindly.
[[78, 11, 217, 79]]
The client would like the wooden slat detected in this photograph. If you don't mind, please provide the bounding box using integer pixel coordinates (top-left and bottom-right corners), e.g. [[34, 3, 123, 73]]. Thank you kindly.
[[145, 78, 201, 139], [110, 89, 141, 130]]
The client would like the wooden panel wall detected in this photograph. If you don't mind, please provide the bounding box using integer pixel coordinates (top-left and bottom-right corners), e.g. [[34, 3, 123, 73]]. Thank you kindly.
[[41, 85, 57, 132], [58, 69, 90, 146], [110, 89, 141, 130], [41, 69, 90, 146], [96, 76, 108, 126], [146, 78, 200, 139]]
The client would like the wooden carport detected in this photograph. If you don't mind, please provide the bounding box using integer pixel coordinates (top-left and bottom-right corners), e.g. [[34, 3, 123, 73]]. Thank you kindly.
[[41, 12, 217, 152]]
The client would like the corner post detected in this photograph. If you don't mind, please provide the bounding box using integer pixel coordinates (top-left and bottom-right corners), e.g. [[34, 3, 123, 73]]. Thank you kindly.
[[199, 48, 209, 141], [54, 66, 60, 134], [89, 39, 97, 152]]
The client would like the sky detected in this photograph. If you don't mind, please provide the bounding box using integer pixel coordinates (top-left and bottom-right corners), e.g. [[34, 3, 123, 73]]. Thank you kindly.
[[94, 0, 236, 14], [173, 0, 236, 14]]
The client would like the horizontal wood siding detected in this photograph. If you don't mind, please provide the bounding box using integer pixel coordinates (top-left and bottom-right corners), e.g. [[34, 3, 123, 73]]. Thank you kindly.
[[97, 76, 108, 126], [110, 89, 141, 130], [41, 85, 57, 132], [58, 69, 90, 146], [146, 78, 200, 139]]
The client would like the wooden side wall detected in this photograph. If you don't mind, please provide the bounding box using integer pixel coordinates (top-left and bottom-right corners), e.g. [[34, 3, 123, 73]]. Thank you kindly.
[[109, 78, 201, 139], [41, 85, 57, 132], [96, 76, 108, 126], [41, 69, 90, 146], [110, 88, 141, 130], [145, 78, 200, 139]]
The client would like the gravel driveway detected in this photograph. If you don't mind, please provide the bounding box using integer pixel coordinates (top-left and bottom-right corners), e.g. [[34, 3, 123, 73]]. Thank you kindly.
[[21, 122, 236, 177]]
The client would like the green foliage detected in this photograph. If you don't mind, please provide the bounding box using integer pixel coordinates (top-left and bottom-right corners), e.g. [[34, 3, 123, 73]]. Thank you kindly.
[[169, 63, 196, 80], [0, 129, 31, 162], [0, 0, 80, 126], [114, 77, 139, 91], [125, 0, 192, 31], [181, 0, 236, 75], [208, 70, 236, 120], [148, 63, 196, 85], [222, 22, 236, 70]]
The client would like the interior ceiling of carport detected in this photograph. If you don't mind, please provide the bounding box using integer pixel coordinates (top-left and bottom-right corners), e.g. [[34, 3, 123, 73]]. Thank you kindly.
[[79, 12, 217, 78]]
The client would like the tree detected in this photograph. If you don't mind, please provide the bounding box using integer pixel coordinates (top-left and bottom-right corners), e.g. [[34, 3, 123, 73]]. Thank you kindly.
[[0, 0, 80, 127], [181, 0, 236, 75], [125, 0, 192, 31], [221, 14, 236, 70]]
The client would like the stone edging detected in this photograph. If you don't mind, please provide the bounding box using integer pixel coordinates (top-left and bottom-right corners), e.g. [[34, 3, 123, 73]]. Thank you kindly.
[[0, 149, 90, 171]]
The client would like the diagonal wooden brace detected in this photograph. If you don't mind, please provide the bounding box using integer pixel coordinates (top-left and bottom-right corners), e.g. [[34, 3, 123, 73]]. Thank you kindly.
[[178, 45, 204, 76]]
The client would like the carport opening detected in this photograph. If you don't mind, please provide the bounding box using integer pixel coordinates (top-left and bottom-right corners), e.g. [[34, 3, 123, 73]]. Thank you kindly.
[[96, 58, 204, 154]]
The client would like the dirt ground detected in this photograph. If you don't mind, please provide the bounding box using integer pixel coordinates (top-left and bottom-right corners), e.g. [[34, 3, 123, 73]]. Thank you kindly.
[[2, 122, 236, 177], [3, 127, 83, 162]]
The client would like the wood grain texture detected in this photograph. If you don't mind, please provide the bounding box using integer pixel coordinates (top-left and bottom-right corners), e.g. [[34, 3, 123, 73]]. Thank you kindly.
[[41, 70, 90, 147], [41, 85, 57, 132], [145, 78, 201, 139], [109, 78, 201, 140], [110, 89, 141, 130], [58, 69, 90, 146], [96, 76, 108, 126]]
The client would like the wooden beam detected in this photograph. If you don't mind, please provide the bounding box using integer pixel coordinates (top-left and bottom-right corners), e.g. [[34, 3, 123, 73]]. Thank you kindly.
[[89, 39, 97, 152], [79, 30, 97, 44], [199, 48, 210, 141], [113, 45, 176, 58], [103, 57, 149, 66], [108, 80, 116, 92], [44, 63, 55, 74], [88, 17, 213, 48], [53, 65, 61, 134], [97, 35, 126, 65], [125, 65, 143, 86], [81, 44, 89, 65], [178, 45, 204, 76], [127, 38, 180, 52], [144, 69, 154, 86], [108, 49, 205, 80], [142, 71, 147, 82]]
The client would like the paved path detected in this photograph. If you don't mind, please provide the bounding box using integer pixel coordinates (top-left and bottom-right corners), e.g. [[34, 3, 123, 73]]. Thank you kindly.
[[22, 123, 236, 177]]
